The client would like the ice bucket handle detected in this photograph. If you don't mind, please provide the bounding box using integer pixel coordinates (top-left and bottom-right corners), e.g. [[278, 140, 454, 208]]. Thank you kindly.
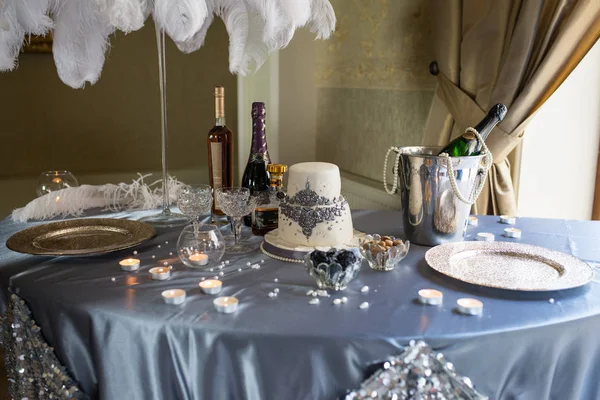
[[383, 127, 493, 205]]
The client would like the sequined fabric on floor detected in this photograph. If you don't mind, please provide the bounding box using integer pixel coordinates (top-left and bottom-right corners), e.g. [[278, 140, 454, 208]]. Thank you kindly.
[[345, 341, 487, 400], [0, 293, 87, 400]]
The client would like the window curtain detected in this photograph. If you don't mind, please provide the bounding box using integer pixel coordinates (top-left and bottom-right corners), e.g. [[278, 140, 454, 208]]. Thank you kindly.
[[423, 0, 600, 215]]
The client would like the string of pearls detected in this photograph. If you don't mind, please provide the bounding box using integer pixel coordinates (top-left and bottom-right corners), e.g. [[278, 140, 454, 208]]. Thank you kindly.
[[438, 127, 493, 205], [381, 127, 493, 204], [383, 146, 401, 194]]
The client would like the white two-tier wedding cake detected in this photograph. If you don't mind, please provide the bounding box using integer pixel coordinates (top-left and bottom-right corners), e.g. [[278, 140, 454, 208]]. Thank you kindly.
[[277, 162, 354, 247]]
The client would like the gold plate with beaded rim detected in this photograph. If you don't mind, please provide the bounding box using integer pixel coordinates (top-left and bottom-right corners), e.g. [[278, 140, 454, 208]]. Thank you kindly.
[[425, 241, 594, 292], [7, 218, 156, 256]]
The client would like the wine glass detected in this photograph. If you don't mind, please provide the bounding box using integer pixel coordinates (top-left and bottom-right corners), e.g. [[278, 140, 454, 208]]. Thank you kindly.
[[215, 187, 259, 253], [177, 184, 213, 225], [36, 170, 79, 197]]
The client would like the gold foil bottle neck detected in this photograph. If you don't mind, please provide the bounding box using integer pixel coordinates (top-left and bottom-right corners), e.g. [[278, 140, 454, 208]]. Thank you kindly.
[[214, 86, 225, 119], [267, 164, 288, 175]]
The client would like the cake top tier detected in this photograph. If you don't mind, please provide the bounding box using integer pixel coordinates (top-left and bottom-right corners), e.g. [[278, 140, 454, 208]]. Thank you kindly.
[[287, 162, 341, 199]]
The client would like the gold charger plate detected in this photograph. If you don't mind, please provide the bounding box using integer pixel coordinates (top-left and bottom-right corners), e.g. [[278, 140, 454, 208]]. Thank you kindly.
[[7, 218, 156, 256]]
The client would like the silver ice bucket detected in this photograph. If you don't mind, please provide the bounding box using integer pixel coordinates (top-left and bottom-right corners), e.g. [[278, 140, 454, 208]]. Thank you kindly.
[[384, 146, 490, 246]]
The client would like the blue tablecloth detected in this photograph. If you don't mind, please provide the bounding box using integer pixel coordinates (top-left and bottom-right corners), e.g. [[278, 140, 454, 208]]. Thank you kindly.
[[1, 210, 600, 400]]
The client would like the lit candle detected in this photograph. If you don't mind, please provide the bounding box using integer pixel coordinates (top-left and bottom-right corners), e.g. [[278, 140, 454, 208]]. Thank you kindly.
[[119, 258, 140, 271], [504, 227, 522, 238], [52, 177, 63, 184], [467, 216, 478, 226], [457, 298, 483, 316], [418, 289, 443, 305], [476, 232, 495, 242], [499, 215, 516, 225], [199, 279, 222, 295], [149, 267, 171, 280], [213, 296, 239, 313], [189, 252, 209, 266], [161, 289, 186, 305]]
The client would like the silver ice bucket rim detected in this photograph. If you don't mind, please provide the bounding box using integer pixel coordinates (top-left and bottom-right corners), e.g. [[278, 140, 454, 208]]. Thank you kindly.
[[395, 146, 485, 162]]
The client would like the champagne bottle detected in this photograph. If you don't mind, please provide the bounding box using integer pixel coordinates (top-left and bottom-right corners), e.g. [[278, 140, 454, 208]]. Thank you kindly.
[[437, 103, 507, 157], [241, 102, 272, 226], [252, 164, 288, 236], [208, 86, 234, 216]]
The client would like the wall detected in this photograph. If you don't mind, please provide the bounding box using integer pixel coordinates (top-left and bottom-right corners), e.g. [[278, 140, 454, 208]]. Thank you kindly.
[[315, 0, 435, 183], [518, 40, 600, 220], [0, 21, 236, 216], [278, 30, 318, 166]]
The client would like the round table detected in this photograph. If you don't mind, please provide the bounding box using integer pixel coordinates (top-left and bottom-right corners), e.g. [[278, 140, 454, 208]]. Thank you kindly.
[[1, 210, 600, 400]]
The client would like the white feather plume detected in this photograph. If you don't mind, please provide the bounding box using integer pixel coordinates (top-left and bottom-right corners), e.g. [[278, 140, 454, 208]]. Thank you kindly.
[[215, 0, 272, 75], [174, 0, 214, 53], [1, 0, 337, 86], [96, 0, 151, 33], [153, 0, 208, 43], [52, 0, 114, 89], [0, 0, 25, 71], [307, 0, 335, 39], [12, 174, 187, 223], [15, 0, 53, 35], [281, 0, 311, 28]]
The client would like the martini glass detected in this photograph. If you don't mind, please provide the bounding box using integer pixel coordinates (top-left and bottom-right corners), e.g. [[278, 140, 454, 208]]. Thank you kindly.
[[215, 187, 259, 253]]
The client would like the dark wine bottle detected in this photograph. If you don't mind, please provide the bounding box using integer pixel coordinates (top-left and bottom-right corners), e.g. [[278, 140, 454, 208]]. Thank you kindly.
[[208, 86, 234, 216], [437, 103, 508, 157], [252, 164, 288, 236], [241, 102, 272, 226]]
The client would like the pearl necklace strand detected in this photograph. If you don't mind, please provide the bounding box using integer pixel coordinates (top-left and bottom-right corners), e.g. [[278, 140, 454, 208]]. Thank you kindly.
[[382, 127, 493, 204], [382, 146, 401, 195]]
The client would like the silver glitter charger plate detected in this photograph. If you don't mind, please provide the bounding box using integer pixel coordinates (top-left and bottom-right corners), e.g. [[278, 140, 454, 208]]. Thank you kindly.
[[425, 241, 594, 291]]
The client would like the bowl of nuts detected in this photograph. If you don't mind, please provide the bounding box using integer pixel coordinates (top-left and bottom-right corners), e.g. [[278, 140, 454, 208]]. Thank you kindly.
[[305, 248, 363, 291], [359, 234, 410, 271]]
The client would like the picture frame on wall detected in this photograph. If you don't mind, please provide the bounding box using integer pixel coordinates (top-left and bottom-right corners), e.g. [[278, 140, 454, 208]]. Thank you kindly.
[[22, 33, 53, 53]]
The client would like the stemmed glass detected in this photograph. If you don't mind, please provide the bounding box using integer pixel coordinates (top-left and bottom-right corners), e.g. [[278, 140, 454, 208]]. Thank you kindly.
[[177, 184, 213, 230], [215, 187, 259, 253], [177, 184, 222, 268]]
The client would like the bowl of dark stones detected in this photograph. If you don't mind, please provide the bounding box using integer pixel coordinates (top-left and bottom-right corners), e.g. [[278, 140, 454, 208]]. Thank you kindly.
[[305, 248, 363, 291]]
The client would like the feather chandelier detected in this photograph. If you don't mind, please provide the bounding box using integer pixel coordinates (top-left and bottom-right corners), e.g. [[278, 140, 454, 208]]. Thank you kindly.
[[0, 0, 336, 88]]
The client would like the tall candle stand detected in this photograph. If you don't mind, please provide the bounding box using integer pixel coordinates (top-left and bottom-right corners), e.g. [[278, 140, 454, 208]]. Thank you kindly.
[[140, 26, 189, 228]]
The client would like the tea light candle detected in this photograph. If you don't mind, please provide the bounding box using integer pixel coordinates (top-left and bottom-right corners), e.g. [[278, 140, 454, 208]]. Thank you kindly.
[[199, 279, 222, 295], [418, 289, 443, 305], [500, 215, 516, 225], [476, 232, 495, 241], [119, 258, 140, 271], [189, 252, 209, 266], [149, 267, 171, 280], [161, 289, 186, 305], [457, 298, 483, 316], [213, 296, 239, 313], [467, 216, 478, 226], [504, 227, 522, 238]]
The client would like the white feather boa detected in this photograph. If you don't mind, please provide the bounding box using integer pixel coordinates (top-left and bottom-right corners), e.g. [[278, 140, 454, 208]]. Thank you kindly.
[[12, 174, 186, 223], [0, 0, 336, 86]]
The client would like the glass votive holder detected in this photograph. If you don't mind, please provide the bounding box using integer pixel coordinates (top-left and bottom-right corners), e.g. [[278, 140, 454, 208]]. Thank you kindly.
[[177, 224, 225, 268], [36, 170, 79, 197], [304, 248, 362, 291], [359, 234, 410, 271]]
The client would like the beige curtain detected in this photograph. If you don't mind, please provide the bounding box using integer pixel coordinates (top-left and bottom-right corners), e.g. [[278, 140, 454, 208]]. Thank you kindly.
[[423, 0, 600, 215]]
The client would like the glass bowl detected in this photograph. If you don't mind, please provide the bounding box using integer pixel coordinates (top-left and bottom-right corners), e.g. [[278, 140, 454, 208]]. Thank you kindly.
[[304, 248, 362, 291], [36, 170, 79, 197], [177, 224, 225, 268], [359, 234, 410, 271]]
